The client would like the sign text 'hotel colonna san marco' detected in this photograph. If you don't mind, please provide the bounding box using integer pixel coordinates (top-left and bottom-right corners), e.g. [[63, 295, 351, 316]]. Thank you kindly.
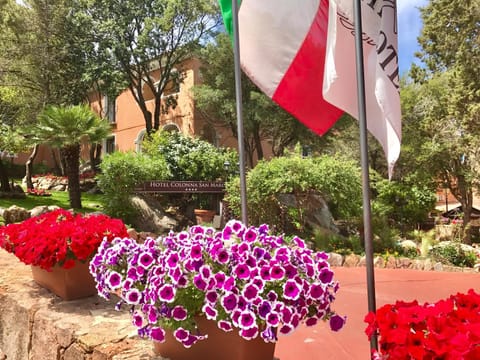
[[133, 181, 226, 194]]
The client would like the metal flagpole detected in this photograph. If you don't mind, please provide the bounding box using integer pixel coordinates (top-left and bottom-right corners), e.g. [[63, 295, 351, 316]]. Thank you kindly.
[[353, 0, 378, 351], [231, 0, 248, 225]]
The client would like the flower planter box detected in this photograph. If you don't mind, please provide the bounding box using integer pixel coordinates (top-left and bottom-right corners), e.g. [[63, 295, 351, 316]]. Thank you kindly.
[[154, 317, 276, 360], [31, 260, 97, 300]]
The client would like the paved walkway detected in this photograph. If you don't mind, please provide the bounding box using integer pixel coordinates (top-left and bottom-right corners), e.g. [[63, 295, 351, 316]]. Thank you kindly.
[[274, 267, 479, 360]]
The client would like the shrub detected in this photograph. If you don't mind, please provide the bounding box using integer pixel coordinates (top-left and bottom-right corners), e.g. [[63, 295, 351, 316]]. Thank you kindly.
[[225, 154, 362, 237], [142, 130, 238, 181], [311, 229, 363, 255], [429, 242, 477, 267], [97, 152, 170, 223]]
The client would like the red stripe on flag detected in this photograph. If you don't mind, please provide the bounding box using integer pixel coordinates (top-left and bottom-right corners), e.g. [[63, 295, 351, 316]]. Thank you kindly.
[[272, 0, 343, 135]]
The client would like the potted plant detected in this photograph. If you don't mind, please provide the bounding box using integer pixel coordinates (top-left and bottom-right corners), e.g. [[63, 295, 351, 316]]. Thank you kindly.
[[365, 289, 480, 359], [89, 220, 346, 360], [0, 209, 128, 300]]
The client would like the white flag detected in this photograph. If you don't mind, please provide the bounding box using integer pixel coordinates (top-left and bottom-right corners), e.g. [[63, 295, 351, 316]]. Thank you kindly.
[[323, 0, 401, 176]]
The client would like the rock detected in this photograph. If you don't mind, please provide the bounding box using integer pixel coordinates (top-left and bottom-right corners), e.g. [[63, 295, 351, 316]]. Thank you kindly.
[[433, 262, 444, 272], [374, 256, 385, 268], [29, 205, 61, 218], [385, 255, 397, 269], [412, 259, 425, 270], [400, 240, 418, 249], [64, 343, 87, 360], [3, 205, 30, 224], [423, 258, 433, 271], [126, 228, 138, 241], [397, 257, 412, 269], [358, 256, 366, 267], [327, 253, 344, 267], [343, 254, 360, 267], [130, 195, 179, 234], [276, 193, 338, 233]]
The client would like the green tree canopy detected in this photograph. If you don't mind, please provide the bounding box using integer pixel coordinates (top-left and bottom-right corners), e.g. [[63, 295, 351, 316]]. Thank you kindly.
[[72, 0, 220, 134], [401, 0, 480, 243]]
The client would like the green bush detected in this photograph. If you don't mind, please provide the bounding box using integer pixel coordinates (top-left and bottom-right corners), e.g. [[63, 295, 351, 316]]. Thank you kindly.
[[97, 152, 170, 223], [225, 153, 362, 237], [142, 130, 238, 181], [429, 243, 477, 267], [311, 229, 363, 255]]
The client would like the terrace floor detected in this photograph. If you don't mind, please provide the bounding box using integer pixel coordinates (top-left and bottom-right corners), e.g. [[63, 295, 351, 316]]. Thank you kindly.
[[275, 267, 479, 360]]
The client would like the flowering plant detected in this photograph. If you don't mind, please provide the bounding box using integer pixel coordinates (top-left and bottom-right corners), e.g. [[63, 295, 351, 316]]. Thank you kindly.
[[0, 209, 128, 271], [365, 289, 480, 360], [90, 220, 345, 347], [26, 188, 52, 196]]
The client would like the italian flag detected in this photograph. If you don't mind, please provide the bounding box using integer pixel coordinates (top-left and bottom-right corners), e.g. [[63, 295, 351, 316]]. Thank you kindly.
[[218, 0, 343, 136], [219, 0, 401, 174]]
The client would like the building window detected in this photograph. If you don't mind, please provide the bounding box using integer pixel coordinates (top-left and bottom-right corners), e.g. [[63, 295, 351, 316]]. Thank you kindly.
[[105, 136, 116, 154], [134, 129, 147, 153]]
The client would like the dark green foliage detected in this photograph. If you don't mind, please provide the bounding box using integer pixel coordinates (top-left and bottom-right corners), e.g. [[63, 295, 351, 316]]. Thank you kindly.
[[372, 174, 436, 234], [311, 230, 363, 255], [225, 152, 362, 237], [429, 243, 478, 268], [97, 151, 170, 222], [142, 131, 238, 181]]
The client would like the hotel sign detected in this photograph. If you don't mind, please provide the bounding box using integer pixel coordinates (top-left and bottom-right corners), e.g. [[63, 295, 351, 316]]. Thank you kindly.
[[134, 181, 225, 194]]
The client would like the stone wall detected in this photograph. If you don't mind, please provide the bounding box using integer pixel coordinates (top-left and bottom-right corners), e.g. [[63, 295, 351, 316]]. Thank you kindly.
[[0, 250, 164, 360]]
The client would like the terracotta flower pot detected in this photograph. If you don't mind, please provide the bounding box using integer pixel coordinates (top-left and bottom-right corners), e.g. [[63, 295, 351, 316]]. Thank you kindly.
[[194, 209, 216, 224], [31, 260, 97, 301], [153, 317, 276, 360]]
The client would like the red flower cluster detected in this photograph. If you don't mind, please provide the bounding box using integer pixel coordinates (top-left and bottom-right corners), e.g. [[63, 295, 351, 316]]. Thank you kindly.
[[26, 188, 52, 197], [365, 290, 480, 360], [0, 209, 128, 271]]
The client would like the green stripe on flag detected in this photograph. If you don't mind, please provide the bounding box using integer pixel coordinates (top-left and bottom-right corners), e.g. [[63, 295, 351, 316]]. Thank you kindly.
[[218, 0, 240, 37]]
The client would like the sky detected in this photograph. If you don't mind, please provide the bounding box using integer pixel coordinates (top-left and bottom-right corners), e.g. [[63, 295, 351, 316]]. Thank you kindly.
[[397, 0, 429, 75]]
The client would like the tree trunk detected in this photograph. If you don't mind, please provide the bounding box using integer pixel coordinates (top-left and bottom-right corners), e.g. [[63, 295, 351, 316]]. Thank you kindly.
[[25, 144, 39, 190], [51, 148, 62, 175], [0, 159, 11, 192], [60, 152, 67, 176], [89, 143, 102, 173], [61, 144, 82, 209], [253, 127, 264, 162]]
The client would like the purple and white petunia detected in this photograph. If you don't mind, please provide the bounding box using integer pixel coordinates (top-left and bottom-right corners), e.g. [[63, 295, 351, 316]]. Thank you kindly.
[[106, 271, 122, 289], [89, 220, 345, 348], [125, 288, 142, 305], [238, 310, 256, 329], [172, 306, 188, 321], [158, 284, 176, 303], [150, 327, 166, 342], [283, 279, 301, 301]]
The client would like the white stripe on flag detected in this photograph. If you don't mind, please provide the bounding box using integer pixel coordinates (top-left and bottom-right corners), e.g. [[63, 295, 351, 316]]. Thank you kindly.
[[323, 0, 401, 176]]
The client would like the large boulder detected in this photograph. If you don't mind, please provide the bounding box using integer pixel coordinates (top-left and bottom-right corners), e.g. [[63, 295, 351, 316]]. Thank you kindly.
[[3, 205, 30, 224], [130, 195, 179, 234], [276, 192, 338, 233]]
